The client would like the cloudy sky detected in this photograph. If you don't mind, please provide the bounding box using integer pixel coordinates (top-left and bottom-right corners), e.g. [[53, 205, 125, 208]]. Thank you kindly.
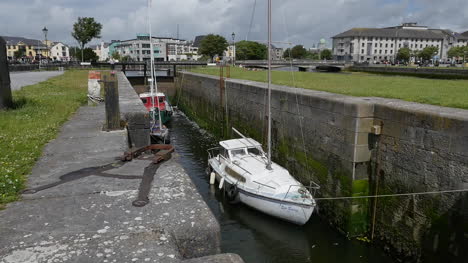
[[1, 0, 468, 48]]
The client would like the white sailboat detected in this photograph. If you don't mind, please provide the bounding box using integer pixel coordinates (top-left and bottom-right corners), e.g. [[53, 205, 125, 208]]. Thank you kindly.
[[147, 0, 170, 144], [207, 0, 319, 225]]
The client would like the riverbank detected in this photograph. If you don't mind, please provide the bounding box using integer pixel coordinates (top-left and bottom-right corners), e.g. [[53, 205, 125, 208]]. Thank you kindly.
[[190, 66, 468, 109], [0, 70, 88, 205]]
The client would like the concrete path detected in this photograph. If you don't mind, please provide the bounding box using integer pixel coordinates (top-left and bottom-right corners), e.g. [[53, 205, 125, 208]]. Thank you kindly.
[[0, 105, 243, 263], [9, 71, 64, 91]]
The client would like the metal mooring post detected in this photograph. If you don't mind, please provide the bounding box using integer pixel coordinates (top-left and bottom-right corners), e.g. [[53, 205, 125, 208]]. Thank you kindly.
[[104, 73, 121, 131]]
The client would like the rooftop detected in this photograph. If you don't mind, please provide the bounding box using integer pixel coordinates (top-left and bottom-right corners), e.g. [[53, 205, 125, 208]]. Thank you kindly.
[[220, 138, 262, 150], [332, 23, 451, 39], [1, 36, 46, 47]]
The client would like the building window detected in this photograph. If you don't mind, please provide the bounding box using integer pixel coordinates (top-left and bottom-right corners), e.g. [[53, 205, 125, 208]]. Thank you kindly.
[[385, 50, 387, 54], [379, 50, 382, 54], [391, 44, 394, 48], [374, 50, 377, 54], [411, 44, 413, 48], [399, 44, 401, 48], [362, 43, 365, 47], [361, 49, 364, 54], [361, 56, 364, 60], [390, 50, 393, 54], [380, 43, 382, 47], [385, 44, 388, 48], [375, 43, 377, 47]]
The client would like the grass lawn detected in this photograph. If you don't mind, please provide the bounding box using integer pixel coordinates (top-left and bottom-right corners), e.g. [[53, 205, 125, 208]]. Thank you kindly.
[[0, 70, 88, 207], [190, 66, 468, 109]]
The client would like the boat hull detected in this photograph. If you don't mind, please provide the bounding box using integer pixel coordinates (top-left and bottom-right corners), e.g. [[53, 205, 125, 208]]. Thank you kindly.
[[238, 189, 314, 225], [208, 159, 314, 225]]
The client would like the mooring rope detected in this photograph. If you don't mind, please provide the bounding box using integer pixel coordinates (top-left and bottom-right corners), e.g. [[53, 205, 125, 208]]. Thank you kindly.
[[314, 188, 468, 201]]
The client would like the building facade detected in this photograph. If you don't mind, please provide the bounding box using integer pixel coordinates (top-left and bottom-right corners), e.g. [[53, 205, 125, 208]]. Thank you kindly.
[[49, 42, 70, 61], [2, 36, 47, 61], [332, 23, 468, 63], [112, 34, 201, 62], [91, 42, 110, 61]]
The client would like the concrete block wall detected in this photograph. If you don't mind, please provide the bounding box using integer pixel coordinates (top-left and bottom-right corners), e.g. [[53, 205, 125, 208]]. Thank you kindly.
[[177, 72, 468, 262], [117, 72, 150, 148], [371, 99, 468, 261]]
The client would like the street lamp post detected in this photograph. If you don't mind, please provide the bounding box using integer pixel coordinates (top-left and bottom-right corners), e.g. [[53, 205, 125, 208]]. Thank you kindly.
[[42, 26, 48, 61], [231, 32, 236, 66]]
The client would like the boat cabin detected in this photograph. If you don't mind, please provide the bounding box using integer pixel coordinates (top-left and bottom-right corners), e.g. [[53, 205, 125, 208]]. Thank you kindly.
[[219, 138, 265, 160], [139, 92, 167, 112]]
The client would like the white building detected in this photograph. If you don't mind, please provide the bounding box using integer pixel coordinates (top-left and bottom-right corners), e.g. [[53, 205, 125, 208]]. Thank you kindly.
[[91, 42, 110, 61], [113, 34, 201, 62], [332, 23, 468, 63], [49, 42, 70, 61], [223, 45, 236, 62]]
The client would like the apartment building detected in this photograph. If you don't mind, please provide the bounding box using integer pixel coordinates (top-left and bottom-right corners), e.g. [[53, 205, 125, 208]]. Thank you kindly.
[[332, 23, 468, 63]]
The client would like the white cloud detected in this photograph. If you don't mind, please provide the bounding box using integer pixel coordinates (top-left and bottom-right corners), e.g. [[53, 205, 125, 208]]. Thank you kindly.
[[0, 0, 467, 48]]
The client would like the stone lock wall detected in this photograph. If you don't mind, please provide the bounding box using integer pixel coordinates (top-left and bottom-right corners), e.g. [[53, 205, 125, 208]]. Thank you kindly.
[[0, 37, 12, 109], [176, 72, 468, 261]]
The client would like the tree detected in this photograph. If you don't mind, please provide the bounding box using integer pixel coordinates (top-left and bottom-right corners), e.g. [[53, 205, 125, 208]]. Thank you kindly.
[[320, 49, 332, 60], [198, 34, 229, 62], [72, 17, 102, 62], [14, 49, 25, 59], [111, 51, 121, 61], [121, 55, 132, 62], [283, 48, 291, 59], [290, 45, 307, 59], [235, 40, 267, 60], [448, 46, 468, 62], [418, 46, 439, 61], [71, 48, 98, 62], [396, 47, 411, 62]]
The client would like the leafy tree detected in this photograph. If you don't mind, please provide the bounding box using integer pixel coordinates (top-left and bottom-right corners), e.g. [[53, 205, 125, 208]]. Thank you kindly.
[[235, 40, 267, 60], [396, 47, 411, 62], [111, 51, 121, 61], [14, 49, 25, 59], [448, 46, 468, 61], [320, 49, 332, 60], [198, 34, 228, 62], [283, 48, 291, 59], [418, 46, 439, 61], [121, 55, 132, 62], [72, 17, 102, 62], [306, 51, 319, 60], [290, 45, 307, 59], [72, 48, 98, 62]]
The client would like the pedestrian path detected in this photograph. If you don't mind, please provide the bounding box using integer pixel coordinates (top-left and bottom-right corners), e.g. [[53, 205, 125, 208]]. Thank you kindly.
[[0, 104, 243, 263], [10, 71, 64, 91]]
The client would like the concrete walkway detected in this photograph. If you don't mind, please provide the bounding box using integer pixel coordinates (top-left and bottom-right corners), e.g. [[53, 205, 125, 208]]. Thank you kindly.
[[10, 71, 64, 91], [0, 105, 243, 263]]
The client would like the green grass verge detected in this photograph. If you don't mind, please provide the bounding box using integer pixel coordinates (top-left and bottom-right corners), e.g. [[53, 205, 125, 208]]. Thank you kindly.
[[190, 66, 468, 109], [0, 70, 88, 205]]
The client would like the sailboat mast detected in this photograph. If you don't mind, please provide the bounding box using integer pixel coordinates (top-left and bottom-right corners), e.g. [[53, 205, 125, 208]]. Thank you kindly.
[[266, 0, 272, 170], [148, 0, 163, 127]]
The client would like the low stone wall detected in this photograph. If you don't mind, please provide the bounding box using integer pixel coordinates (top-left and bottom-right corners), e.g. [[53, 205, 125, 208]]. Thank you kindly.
[[176, 72, 468, 262], [350, 66, 468, 79], [117, 72, 150, 148]]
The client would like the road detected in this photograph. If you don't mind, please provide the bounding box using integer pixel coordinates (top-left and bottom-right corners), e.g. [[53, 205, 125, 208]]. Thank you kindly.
[[9, 71, 64, 91]]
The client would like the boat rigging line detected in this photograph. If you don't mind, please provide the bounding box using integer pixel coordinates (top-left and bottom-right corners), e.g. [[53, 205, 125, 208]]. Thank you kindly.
[[314, 188, 468, 201]]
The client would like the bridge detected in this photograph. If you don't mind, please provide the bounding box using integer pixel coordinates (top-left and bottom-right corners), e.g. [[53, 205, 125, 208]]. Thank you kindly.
[[235, 60, 346, 67]]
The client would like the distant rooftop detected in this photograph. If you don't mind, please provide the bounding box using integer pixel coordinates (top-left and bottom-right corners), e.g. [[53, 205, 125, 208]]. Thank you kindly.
[[193, 35, 206, 48], [1, 36, 46, 47], [332, 23, 451, 39]]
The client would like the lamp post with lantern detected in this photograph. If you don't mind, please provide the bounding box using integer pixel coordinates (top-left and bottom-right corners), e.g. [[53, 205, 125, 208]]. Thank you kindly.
[[42, 26, 48, 61], [231, 32, 236, 66]]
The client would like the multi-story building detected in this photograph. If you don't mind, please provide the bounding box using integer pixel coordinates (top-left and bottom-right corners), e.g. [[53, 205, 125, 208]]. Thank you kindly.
[[2, 36, 47, 61], [49, 42, 70, 61], [332, 23, 468, 63], [272, 46, 284, 60], [113, 34, 201, 62]]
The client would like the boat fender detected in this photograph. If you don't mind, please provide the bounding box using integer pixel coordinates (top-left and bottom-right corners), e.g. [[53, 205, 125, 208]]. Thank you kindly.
[[219, 177, 225, 190], [226, 183, 240, 204], [210, 172, 216, 185]]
